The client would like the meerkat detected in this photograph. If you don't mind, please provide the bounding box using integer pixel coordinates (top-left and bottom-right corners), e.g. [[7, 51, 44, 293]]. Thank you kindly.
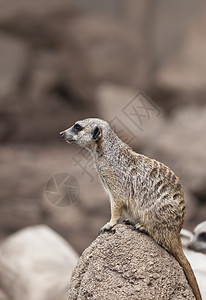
[[60, 118, 202, 300]]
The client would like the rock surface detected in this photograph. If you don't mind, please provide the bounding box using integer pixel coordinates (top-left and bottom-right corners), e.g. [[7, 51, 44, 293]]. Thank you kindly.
[[0, 225, 78, 300], [68, 224, 195, 300]]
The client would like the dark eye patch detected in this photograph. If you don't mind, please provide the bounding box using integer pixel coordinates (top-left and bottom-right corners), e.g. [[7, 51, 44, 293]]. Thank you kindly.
[[72, 123, 83, 133]]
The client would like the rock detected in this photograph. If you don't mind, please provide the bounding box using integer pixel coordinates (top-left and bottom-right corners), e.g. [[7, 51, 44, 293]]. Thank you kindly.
[[68, 224, 195, 300], [0, 225, 78, 300]]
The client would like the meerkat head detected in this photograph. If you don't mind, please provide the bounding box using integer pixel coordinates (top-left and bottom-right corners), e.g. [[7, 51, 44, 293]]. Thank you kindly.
[[60, 118, 109, 151]]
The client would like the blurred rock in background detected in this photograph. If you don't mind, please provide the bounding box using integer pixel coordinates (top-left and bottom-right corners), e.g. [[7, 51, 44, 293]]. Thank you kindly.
[[0, 1, 206, 298], [0, 225, 78, 300]]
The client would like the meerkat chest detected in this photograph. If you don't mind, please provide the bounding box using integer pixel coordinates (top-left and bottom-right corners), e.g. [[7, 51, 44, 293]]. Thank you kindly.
[[95, 157, 136, 201]]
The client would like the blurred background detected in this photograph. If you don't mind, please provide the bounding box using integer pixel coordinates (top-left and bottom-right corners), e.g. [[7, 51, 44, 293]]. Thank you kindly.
[[0, 0, 206, 298]]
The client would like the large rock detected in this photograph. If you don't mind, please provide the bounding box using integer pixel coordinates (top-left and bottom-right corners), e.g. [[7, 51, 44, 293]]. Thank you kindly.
[[68, 224, 195, 300], [0, 225, 78, 300]]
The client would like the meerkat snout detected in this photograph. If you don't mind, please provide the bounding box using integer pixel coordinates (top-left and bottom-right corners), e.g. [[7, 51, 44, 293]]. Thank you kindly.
[[60, 123, 83, 143], [59, 131, 65, 138], [59, 129, 75, 143]]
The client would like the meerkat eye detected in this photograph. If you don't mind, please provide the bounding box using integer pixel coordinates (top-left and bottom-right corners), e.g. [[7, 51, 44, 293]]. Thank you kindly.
[[72, 123, 83, 133]]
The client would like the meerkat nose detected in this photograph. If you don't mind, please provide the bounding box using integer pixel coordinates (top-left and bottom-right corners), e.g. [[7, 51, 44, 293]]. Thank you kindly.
[[59, 131, 65, 138]]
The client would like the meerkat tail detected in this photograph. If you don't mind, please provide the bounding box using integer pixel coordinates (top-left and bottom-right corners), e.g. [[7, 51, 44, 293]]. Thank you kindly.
[[170, 238, 202, 300]]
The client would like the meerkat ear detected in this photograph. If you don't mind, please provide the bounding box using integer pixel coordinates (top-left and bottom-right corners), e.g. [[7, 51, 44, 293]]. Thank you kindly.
[[92, 126, 101, 140]]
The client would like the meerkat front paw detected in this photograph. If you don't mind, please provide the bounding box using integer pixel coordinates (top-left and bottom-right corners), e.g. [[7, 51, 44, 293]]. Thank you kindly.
[[99, 222, 116, 235]]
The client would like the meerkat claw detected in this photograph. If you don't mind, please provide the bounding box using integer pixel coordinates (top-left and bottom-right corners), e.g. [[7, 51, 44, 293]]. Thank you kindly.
[[99, 222, 116, 235], [98, 227, 112, 235], [134, 224, 147, 233], [98, 228, 107, 235]]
